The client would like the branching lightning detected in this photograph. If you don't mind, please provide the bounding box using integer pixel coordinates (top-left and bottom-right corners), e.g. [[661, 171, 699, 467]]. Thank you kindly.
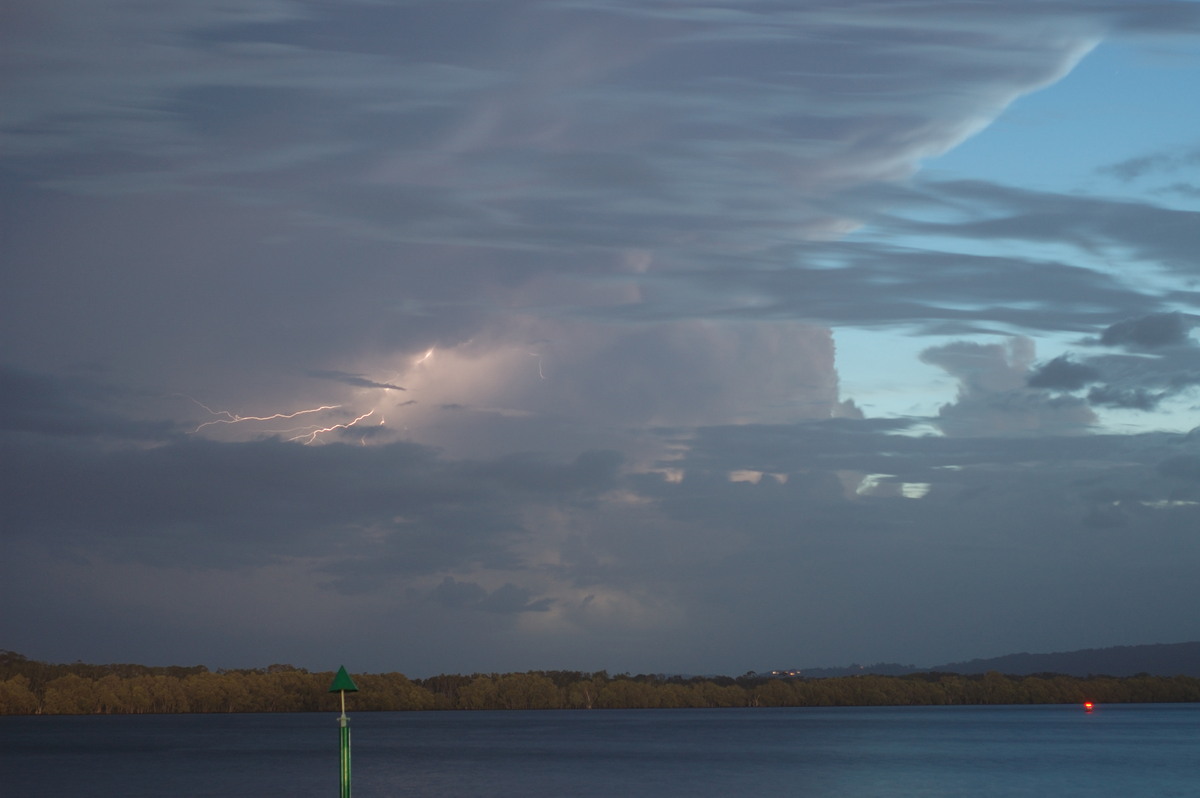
[[178, 350, 433, 446], [187, 399, 342, 433], [182, 396, 388, 445], [288, 410, 377, 444]]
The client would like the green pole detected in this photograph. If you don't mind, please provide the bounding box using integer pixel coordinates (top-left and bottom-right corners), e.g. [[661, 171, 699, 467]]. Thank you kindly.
[[329, 666, 359, 798], [339, 701, 351, 798]]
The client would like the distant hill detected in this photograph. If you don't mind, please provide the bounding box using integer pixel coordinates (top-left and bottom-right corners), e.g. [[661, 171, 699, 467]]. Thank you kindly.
[[793, 642, 1200, 678], [932, 642, 1200, 677]]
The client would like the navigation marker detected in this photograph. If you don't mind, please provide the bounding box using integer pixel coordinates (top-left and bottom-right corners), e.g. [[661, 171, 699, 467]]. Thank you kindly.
[[329, 666, 359, 798]]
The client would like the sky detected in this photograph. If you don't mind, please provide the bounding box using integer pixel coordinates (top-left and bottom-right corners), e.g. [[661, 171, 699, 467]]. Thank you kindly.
[[3, 0, 1200, 678]]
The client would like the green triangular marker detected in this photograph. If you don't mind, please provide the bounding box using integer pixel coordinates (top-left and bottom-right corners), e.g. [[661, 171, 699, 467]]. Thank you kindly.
[[329, 666, 357, 798], [329, 665, 359, 693]]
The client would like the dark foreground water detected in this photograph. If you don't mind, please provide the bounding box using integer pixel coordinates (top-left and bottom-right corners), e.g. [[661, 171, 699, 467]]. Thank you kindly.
[[3, 704, 1199, 797]]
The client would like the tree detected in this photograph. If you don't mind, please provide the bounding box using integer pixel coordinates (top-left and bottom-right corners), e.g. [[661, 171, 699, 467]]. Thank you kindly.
[[0, 676, 39, 714], [42, 674, 96, 714], [456, 675, 500, 710]]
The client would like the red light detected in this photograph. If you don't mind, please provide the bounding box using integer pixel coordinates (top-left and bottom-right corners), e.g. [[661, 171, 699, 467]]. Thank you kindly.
[[1083, 701, 1094, 712]]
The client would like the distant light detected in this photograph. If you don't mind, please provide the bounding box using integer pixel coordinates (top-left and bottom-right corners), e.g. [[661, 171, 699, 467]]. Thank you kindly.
[[1084, 701, 1094, 712]]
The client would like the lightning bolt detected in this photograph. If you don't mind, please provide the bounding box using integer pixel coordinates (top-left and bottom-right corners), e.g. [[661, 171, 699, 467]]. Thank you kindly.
[[178, 363, 412, 445], [187, 399, 343, 433], [288, 410, 377, 444]]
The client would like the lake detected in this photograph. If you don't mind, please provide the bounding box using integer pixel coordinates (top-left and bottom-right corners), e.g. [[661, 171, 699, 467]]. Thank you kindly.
[[4, 704, 1199, 797]]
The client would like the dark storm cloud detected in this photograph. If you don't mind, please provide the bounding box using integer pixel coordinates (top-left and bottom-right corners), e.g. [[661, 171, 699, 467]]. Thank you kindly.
[[1014, 314, 1200, 415], [1099, 312, 1196, 350], [1026, 351, 1180, 412], [5, 0, 1200, 675], [1086, 385, 1167, 411], [1027, 355, 1101, 390], [1038, 346, 1200, 412], [0, 364, 177, 440], [6, 354, 1200, 673], [1, 436, 624, 573], [2, 434, 428, 567], [0, 368, 621, 579]]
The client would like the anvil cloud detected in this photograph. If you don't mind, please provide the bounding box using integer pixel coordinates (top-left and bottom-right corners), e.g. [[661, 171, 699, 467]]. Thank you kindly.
[[3, 0, 1200, 676]]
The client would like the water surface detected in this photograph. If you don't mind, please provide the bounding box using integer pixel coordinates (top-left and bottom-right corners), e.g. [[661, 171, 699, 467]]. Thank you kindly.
[[4, 704, 1198, 797]]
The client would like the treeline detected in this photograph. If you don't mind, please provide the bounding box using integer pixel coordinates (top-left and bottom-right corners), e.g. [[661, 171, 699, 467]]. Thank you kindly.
[[2, 651, 1199, 715]]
